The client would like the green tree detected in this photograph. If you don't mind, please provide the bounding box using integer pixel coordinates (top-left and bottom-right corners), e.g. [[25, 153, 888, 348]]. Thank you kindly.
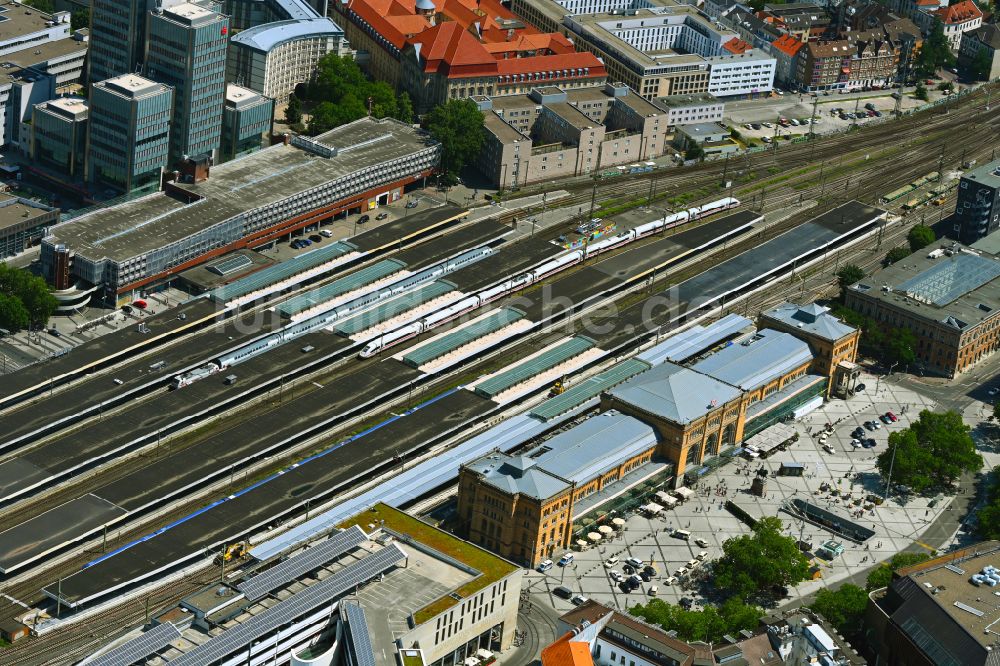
[[685, 145, 705, 161], [837, 263, 865, 289], [422, 99, 485, 179], [914, 20, 956, 77], [993, 401, 1000, 421], [884, 327, 916, 366], [629, 597, 763, 643], [866, 552, 931, 590], [914, 80, 929, 101], [0, 263, 56, 328], [308, 96, 367, 135], [0, 293, 29, 332], [713, 517, 811, 599], [284, 94, 302, 125], [395, 91, 415, 124], [71, 8, 89, 31], [22, 0, 54, 12], [309, 54, 368, 103], [936, 81, 954, 92], [876, 410, 983, 493], [885, 246, 910, 265], [978, 467, 1000, 539], [908, 224, 935, 252], [970, 47, 993, 82], [811, 584, 869, 637]]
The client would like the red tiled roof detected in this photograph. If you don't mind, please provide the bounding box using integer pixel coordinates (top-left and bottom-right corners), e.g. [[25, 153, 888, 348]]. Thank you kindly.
[[723, 37, 752, 54], [494, 51, 605, 76], [772, 33, 804, 57], [541, 632, 593, 666], [935, 0, 982, 24]]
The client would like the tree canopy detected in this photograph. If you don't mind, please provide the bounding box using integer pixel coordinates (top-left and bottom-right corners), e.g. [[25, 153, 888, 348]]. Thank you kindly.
[[865, 552, 931, 590], [713, 517, 811, 599], [908, 224, 935, 252], [885, 246, 911, 265], [284, 94, 302, 125], [0, 263, 56, 331], [297, 55, 413, 135], [811, 584, 869, 638], [837, 264, 865, 289], [970, 48, 993, 82], [978, 466, 1000, 541], [421, 99, 485, 179], [71, 8, 89, 31], [914, 80, 929, 102], [629, 597, 763, 643], [876, 410, 983, 493], [914, 21, 956, 77]]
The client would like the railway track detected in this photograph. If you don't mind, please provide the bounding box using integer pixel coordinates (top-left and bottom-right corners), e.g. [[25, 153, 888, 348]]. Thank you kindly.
[[1, 85, 996, 665]]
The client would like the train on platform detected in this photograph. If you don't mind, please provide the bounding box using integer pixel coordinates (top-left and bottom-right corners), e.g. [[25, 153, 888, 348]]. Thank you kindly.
[[358, 197, 741, 357], [169, 247, 494, 389]]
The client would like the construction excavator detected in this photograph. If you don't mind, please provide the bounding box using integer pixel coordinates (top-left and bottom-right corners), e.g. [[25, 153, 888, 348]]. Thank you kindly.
[[549, 377, 566, 397], [214, 541, 249, 566]]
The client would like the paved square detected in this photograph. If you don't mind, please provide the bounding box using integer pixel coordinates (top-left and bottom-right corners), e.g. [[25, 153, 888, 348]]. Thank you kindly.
[[522, 370, 985, 613]]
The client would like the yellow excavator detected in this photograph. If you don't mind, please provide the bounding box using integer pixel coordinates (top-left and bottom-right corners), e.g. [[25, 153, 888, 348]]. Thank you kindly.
[[215, 541, 249, 566], [549, 377, 566, 397]]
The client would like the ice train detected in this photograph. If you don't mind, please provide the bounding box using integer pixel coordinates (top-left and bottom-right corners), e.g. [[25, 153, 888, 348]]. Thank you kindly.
[[358, 197, 740, 357]]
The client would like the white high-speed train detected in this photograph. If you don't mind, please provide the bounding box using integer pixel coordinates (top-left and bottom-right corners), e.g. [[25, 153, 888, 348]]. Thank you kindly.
[[358, 197, 741, 357]]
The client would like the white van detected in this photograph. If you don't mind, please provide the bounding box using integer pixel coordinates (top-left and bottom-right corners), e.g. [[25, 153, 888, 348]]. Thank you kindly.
[[673, 529, 692, 541], [648, 586, 658, 596]]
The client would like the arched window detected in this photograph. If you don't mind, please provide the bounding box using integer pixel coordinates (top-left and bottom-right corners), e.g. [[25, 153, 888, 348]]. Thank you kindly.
[[705, 432, 719, 456], [722, 423, 737, 446]]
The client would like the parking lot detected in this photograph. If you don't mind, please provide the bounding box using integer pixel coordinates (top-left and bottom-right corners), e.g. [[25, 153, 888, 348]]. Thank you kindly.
[[523, 370, 967, 614]]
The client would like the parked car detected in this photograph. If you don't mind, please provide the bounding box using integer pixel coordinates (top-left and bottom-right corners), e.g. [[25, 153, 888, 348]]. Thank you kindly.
[[558, 553, 574, 566], [879, 414, 891, 424], [696, 551, 708, 560], [822, 443, 835, 454], [988, 387, 998, 396], [623, 564, 635, 575], [48, 328, 61, 337], [376, 212, 389, 220], [319, 229, 333, 238], [537, 559, 553, 572], [664, 576, 678, 585], [626, 557, 643, 568], [761, 122, 773, 128], [886, 411, 898, 422], [405, 200, 418, 209], [762, 136, 772, 144], [679, 597, 694, 609], [553, 586, 573, 599], [570, 594, 588, 606], [851, 438, 862, 448], [695, 538, 709, 548], [866, 438, 877, 448], [358, 214, 370, 224], [865, 102, 876, 110], [604, 556, 620, 568], [609, 570, 624, 582], [855, 383, 866, 392], [309, 234, 322, 243], [648, 586, 658, 596]]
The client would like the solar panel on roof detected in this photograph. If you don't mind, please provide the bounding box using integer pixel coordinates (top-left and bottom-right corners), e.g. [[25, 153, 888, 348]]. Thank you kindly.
[[403, 307, 526, 368], [168, 543, 407, 666], [475, 336, 596, 398], [207, 254, 253, 276], [344, 602, 377, 666], [530, 358, 650, 420], [211, 241, 357, 303], [335, 280, 456, 335], [88, 621, 180, 666], [237, 525, 368, 601], [277, 259, 407, 318]]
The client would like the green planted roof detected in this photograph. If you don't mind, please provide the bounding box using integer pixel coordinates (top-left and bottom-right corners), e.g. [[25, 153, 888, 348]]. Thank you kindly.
[[402, 308, 526, 368]]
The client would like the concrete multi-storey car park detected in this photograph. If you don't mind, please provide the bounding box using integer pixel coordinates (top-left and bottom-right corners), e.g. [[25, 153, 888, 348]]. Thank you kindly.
[[42, 116, 440, 302]]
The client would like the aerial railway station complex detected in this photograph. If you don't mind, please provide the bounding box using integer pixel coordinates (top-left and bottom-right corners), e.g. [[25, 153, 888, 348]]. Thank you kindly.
[[0, 147, 889, 665], [40, 117, 440, 302]]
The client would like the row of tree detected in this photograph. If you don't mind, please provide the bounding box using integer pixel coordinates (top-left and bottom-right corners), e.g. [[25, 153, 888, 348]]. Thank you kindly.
[[875, 410, 983, 494], [629, 597, 762, 643], [285, 55, 484, 181], [631, 517, 813, 640], [0, 263, 57, 332], [811, 553, 931, 640], [977, 465, 1000, 540]]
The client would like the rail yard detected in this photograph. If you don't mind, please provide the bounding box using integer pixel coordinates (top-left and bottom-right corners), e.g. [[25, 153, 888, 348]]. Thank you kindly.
[[0, 83, 998, 665]]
